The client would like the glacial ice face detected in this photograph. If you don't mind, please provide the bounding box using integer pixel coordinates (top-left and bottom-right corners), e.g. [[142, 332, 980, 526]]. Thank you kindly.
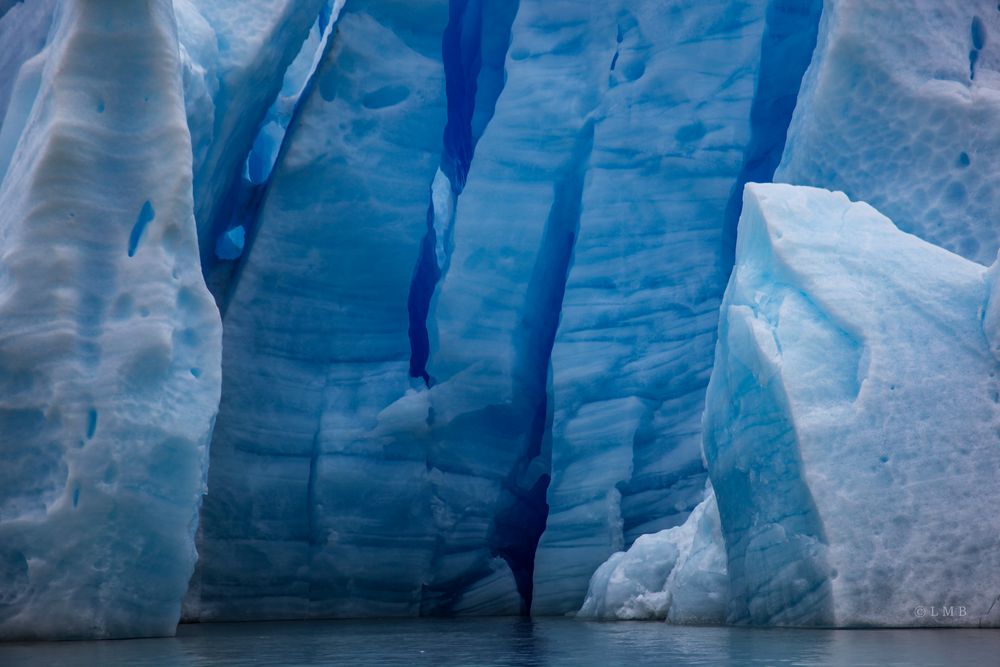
[[777, 0, 1000, 265], [705, 183, 1000, 627], [532, 0, 821, 615], [192, 0, 825, 619], [577, 490, 727, 624], [0, 0, 221, 640], [189, 0, 456, 620]]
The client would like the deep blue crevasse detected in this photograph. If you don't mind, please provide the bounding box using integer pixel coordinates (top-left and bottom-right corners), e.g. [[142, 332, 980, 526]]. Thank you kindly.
[[206, 1, 340, 314], [493, 119, 595, 612], [407, 0, 519, 384], [720, 0, 822, 272]]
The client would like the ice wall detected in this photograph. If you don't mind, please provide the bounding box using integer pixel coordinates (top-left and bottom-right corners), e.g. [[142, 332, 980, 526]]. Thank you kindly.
[[533, 0, 821, 614], [192, 0, 826, 618], [704, 183, 1000, 627], [0, 0, 221, 640], [189, 0, 456, 620], [777, 0, 1000, 265]]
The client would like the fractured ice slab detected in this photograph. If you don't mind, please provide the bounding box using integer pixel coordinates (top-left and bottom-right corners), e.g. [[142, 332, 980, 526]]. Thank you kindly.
[[704, 183, 1000, 627], [777, 0, 1000, 264], [0, 0, 221, 640], [173, 0, 327, 261], [577, 490, 727, 624], [533, 0, 821, 614], [188, 0, 452, 620]]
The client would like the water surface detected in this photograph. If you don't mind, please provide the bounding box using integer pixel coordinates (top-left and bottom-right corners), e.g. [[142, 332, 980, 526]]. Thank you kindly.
[[1, 617, 997, 666]]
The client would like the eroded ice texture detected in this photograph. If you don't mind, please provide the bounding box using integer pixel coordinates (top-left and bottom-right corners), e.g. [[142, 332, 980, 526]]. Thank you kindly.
[[577, 490, 727, 623], [189, 0, 456, 620], [173, 0, 328, 262], [532, 0, 821, 614], [704, 183, 1000, 627], [0, 0, 221, 640], [0, 0, 53, 130], [202, 2, 345, 304], [0, 0, 55, 182], [776, 0, 1000, 265]]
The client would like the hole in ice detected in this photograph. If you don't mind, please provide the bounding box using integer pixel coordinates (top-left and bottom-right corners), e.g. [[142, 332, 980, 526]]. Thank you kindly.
[[879, 455, 889, 464], [71, 483, 80, 508], [127, 200, 155, 257], [362, 85, 410, 109], [96, 99, 105, 113], [973, 16, 988, 50], [86, 409, 97, 439], [622, 58, 645, 82], [190, 367, 202, 378], [970, 49, 980, 80], [958, 152, 971, 167], [610, 23, 624, 71]]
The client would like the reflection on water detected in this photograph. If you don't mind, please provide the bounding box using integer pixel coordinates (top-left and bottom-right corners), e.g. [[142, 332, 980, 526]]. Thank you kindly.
[[1, 617, 998, 666]]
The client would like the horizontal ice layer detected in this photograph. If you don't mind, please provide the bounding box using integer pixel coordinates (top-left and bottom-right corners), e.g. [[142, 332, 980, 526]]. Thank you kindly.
[[704, 183, 1000, 627], [0, 0, 221, 640], [173, 0, 327, 262], [776, 0, 1000, 265], [189, 0, 452, 620], [577, 490, 727, 624], [533, 0, 822, 615]]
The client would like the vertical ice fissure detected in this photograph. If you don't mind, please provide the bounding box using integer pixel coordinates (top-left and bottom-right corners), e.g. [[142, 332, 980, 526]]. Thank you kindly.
[[492, 119, 596, 611], [205, 1, 345, 314], [407, 0, 519, 385], [720, 0, 822, 270]]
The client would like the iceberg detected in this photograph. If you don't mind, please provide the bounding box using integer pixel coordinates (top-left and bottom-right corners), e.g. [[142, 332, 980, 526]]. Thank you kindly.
[[704, 183, 1000, 627], [577, 490, 727, 624], [0, 0, 221, 640], [777, 0, 1000, 265]]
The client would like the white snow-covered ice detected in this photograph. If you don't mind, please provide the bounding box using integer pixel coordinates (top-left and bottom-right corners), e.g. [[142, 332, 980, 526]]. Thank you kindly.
[[704, 183, 1000, 627], [577, 490, 727, 624]]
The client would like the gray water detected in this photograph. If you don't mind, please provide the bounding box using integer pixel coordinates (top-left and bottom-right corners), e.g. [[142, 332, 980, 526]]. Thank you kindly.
[[1, 618, 998, 666]]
